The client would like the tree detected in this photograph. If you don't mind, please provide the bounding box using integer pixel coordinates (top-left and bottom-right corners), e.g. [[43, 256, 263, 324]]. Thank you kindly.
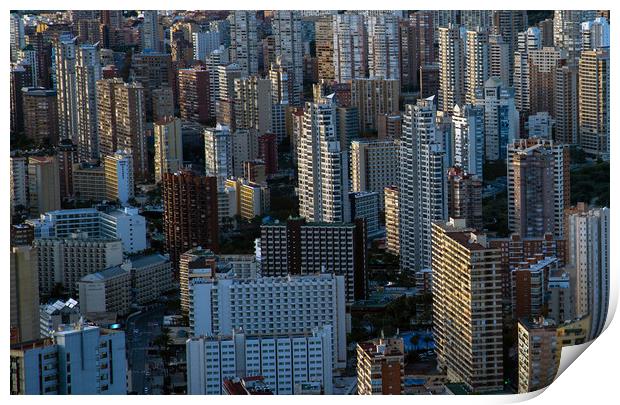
[[410, 334, 420, 352]]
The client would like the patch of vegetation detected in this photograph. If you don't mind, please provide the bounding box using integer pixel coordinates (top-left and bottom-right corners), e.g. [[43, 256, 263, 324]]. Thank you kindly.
[[527, 10, 553, 26], [571, 161, 610, 207], [483, 190, 509, 237], [483, 160, 507, 183]]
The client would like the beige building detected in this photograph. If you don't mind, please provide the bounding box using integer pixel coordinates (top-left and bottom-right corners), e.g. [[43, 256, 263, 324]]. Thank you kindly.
[[79, 263, 132, 316], [154, 116, 183, 183], [72, 163, 106, 202], [233, 75, 272, 134], [350, 78, 400, 133], [384, 186, 399, 256], [350, 139, 399, 211], [10, 245, 40, 343], [152, 86, 174, 122], [432, 218, 503, 393], [34, 234, 123, 297], [28, 156, 61, 217], [129, 254, 175, 306], [356, 337, 405, 395], [579, 49, 609, 158], [225, 178, 270, 220], [517, 317, 559, 393]]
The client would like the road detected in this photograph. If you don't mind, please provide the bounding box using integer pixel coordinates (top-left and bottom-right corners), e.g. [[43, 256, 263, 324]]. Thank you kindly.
[[125, 306, 166, 395]]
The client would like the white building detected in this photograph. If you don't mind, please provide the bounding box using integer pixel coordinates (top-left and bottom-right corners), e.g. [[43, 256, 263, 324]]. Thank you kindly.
[[399, 97, 448, 272], [438, 25, 465, 113], [10, 324, 127, 394], [581, 17, 610, 51], [568, 207, 610, 341], [28, 207, 147, 254], [366, 14, 400, 80], [141, 10, 161, 52], [192, 31, 221, 62], [229, 11, 258, 76], [189, 273, 347, 368], [475, 77, 519, 161], [272, 10, 303, 105], [78, 263, 132, 316], [10, 13, 25, 63], [35, 234, 123, 297], [204, 124, 233, 190], [333, 13, 367, 82], [55, 37, 78, 142], [527, 112, 554, 139], [452, 103, 484, 177], [297, 95, 351, 223], [187, 326, 333, 394], [465, 28, 490, 105], [104, 150, 134, 205], [350, 139, 399, 211]]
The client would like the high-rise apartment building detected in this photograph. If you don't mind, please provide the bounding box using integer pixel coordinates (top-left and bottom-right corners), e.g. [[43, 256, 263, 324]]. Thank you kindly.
[[230, 11, 259, 76], [75, 44, 101, 160], [189, 273, 347, 368], [28, 156, 61, 217], [492, 10, 527, 83], [162, 170, 219, 269], [21, 88, 59, 145], [10, 245, 40, 343], [578, 49, 609, 159], [438, 25, 465, 113], [452, 103, 484, 177], [517, 318, 559, 393], [130, 52, 173, 120], [528, 47, 566, 119], [34, 234, 123, 297], [384, 186, 400, 256], [141, 10, 162, 52], [507, 138, 570, 239], [192, 31, 221, 62], [10, 324, 127, 395], [399, 97, 448, 272], [54, 37, 78, 143], [447, 167, 483, 230], [103, 150, 135, 204], [554, 61, 579, 144], [367, 14, 400, 80], [10, 156, 28, 215], [553, 10, 597, 63], [272, 11, 303, 105], [333, 13, 367, 82], [581, 17, 610, 51], [465, 28, 491, 105], [233, 76, 272, 135], [432, 218, 503, 393], [315, 16, 335, 81], [568, 207, 610, 341], [356, 337, 405, 395], [350, 78, 400, 132], [154, 117, 183, 183], [475, 77, 518, 161], [187, 327, 334, 394], [204, 124, 233, 190], [178, 67, 211, 124], [350, 139, 399, 211], [513, 27, 542, 119], [297, 95, 351, 223]]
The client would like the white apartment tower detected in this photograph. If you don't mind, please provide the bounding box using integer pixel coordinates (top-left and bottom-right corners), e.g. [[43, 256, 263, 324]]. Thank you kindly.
[[465, 28, 490, 105], [298, 95, 351, 223], [333, 14, 367, 82], [272, 10, 303, 105], [230, 11, 258, 76], [350, 139, 399, 210], [367, 14, 400, 80], [204, 124, 233, 190], [475, 77, 519, 161], [568, 207, 610, 341], [55, 38, 78, 143], [141, 10, 161, 52], [399, 97, 448, 272], [452, 103, 485, 177]]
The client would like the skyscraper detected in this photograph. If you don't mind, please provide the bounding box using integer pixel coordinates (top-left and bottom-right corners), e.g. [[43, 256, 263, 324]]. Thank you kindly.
[[432, 218, 503, 393], [75, 44, 101, 160], [230, 11, 258, 76], [475, 77, 518, 161], [315, 16, 335, 82], [568, 207, 610, 341], [438, 25, 465, 113], [21, 88, 59, 145], [55, 37, 78, 143], [10, 245, 39, 343], [507, 138, 570, 239], [367, 14, 400, 80], [140, 10, 162, 52], [350, 139, 399, 211], [399, 97, 448, 272], [204, 124, 234, 190], [104, 150, 135, 204], [28, 156, 61, 217], [350, 78, 400, 132], [465, 28, 490, 105], [114, 82, 148, 181], [178, 67, 211, 124], [578, 48, 609, 159], [154, 117, 183, 183], [452, 103, 484, 177], [492, 10, 527, 84], [447, 167, 483, 230], [272, 10, 303, 105], [162, 170, 219, 270], [297, 95, 351, 223], [333, 13, 367, 82]]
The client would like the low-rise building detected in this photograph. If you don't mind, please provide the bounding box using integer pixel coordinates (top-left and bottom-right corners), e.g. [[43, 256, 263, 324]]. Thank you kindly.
[[356, 337, 405, 395], [78, 263, 132, 317], [39, 298, 81, 338]]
